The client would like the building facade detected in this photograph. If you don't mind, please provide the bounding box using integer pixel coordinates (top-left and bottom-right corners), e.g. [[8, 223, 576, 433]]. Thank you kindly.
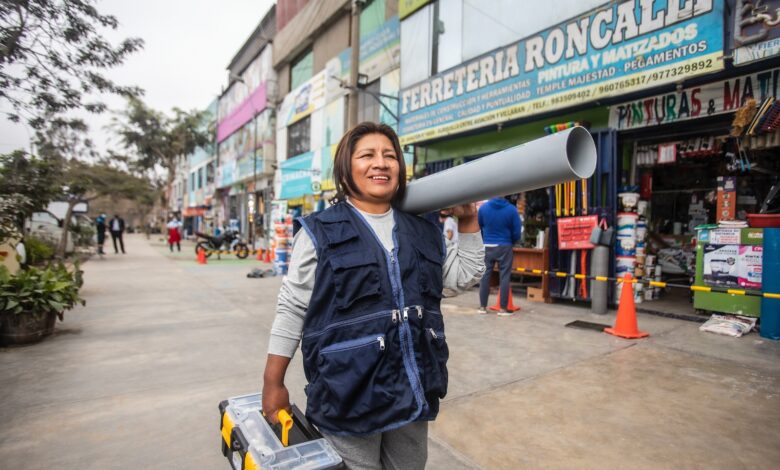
[[215, 6, 278, 248]]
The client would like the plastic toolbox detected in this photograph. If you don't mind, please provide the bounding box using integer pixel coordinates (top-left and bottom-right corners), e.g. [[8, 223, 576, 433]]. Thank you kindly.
[[219, 393, 343, 470]]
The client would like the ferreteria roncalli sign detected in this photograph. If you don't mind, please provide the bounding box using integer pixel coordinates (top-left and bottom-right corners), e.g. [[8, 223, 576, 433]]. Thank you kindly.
[[609, 67, 780, 130], [398, 0, 724, 145]]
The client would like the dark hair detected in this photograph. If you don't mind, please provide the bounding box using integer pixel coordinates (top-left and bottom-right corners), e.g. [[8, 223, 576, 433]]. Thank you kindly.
[[332, 122, 406, 207]]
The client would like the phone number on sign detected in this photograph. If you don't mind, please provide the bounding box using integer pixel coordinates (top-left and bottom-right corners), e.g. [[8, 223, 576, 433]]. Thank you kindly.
[[597, 75, 649, 94], [648, 60, 714, 82]]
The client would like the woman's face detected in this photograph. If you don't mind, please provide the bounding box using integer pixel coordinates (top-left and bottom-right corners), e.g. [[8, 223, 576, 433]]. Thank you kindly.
[[349, 133, 400, 205]]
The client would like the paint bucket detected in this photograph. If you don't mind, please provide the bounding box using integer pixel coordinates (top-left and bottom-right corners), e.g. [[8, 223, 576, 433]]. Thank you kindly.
[[618, 192, 640, 211], [635, 242, 646, 257], [637, 200, 648, 216], [616, 237, 636, 256], [617, 212, 638, 236], [274, 248, 289, 263], [616, 256, 636, 276], [636, 219, 647, 240]]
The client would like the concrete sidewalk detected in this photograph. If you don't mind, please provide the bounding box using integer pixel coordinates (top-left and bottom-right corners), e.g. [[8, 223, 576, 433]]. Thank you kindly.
[[1, 234, 779, 469]]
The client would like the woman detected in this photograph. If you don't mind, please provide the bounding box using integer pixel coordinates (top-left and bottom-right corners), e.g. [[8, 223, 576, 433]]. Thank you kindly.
[[167, 216, 182, 252], [262, 123, 485, 469]]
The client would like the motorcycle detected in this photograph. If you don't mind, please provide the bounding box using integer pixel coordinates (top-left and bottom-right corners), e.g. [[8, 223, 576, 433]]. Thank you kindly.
[[194, 229, 250, 259]]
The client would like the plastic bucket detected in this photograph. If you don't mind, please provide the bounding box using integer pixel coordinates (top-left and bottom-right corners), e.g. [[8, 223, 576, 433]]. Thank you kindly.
[[617, 212, 638, 237], [616, 256, 636, 276], [274, 248, 289, 263], [616, 237, 636, 256]]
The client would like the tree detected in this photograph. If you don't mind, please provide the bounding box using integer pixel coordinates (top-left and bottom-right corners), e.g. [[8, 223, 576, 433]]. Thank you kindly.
[[0, 0, 144, 129], [112, 97, 210, 213], [32, 118, 153, 257], [54, 159, 153, 257], [0, 149, 60, 242]]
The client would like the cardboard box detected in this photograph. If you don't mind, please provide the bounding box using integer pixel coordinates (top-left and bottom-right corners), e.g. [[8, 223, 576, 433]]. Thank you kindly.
[[527, 287, 545, 302]]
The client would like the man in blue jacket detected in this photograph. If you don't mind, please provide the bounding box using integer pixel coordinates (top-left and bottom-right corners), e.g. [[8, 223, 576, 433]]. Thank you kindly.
[[478, 196, 522, 316]]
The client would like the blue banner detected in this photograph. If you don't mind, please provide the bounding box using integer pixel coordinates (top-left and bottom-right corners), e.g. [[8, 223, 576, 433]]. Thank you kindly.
[[280, 152, 315, 199], [398, 0, 724, 144]]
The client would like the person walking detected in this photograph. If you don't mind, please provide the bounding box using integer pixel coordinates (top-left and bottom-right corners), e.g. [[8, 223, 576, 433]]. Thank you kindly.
[[95, 213, 107, 255], [261, 122, 485, 469], [109, 214, 126, 254], [166, 216, 182, 252], [477, 196, 522, 316]]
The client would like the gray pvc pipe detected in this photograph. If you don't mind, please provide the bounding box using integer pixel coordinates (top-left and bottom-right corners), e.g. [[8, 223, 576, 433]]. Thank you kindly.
[[399, 126, 597, 214]]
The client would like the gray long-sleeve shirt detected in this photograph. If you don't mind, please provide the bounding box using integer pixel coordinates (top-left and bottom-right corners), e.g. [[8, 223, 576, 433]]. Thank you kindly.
[[268, 206, 486, 358]]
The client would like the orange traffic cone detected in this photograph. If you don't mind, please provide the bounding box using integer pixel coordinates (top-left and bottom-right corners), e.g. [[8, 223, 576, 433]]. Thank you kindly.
[[488, 289, 521, 312], [197, 247, 207, 265], [604, 274, 648, 339], [264, 248, 272, 263], [256, 248, 264, 261]]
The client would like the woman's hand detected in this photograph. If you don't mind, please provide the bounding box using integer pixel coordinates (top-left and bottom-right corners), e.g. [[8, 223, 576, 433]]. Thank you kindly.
[[262, 382, 291, 424], [262, 354, 292, 424], [450, 203, 479, 233]]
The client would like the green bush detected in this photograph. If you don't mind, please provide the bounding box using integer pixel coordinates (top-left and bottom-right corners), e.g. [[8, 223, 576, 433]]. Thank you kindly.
[[0, 263, 85, 319], [24, 235, 56, 265], [69, 223, 95, 247]]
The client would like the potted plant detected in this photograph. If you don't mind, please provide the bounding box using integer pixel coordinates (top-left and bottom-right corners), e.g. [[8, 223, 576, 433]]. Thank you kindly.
[[0, 263, 85, 346]]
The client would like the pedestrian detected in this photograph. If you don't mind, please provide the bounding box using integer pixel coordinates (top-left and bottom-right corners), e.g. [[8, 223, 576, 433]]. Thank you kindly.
[[167, 216, 182, 252], [95, 213, 107, 255], [477, 195, 522, 316], [261, 122, 485, 469], [109, 214, 126, 254], [439, 209, 459, 246]]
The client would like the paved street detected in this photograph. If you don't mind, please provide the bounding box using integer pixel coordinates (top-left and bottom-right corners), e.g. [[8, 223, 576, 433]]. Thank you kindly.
[[1, 234, 780, 469]]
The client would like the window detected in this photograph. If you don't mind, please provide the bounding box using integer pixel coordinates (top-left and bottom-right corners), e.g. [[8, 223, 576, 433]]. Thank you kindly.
[[198, 167, 204, 189], [190, 172, 196, 192], [290, 49, 313, 91], [287, 116, 311, 158], [357, 80, 381, 124], [206, 162, 215, 184]]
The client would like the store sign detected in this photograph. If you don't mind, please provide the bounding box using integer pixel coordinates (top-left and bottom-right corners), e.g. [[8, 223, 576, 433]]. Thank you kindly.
[[331, 17, 401, 89], [399, 0, 430, 20], [218, 48, 273, 142], [217, 83, 267, 143], [280, 152, 315, 199], [557, 215, 598, 250], [609, 67, 780, 130], [278, 71, 328, 129], [398, 0, 724, 145], [733, 0, 780, 65]]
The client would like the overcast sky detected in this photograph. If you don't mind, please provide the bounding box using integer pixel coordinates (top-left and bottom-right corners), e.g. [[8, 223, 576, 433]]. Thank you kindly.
[[0, 0, 274, 154]]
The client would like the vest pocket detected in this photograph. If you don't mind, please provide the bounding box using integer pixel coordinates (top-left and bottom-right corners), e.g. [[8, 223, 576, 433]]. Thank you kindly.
[[422, 328, 449, 399], [316, 334, 392, 420], [415, 246, 444, 299], [329, 253, 382, 310]]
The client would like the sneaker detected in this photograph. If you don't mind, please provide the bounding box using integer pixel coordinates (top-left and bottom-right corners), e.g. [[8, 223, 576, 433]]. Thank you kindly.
[[477, 307, 487, 315], [497, 309, 514, 317]]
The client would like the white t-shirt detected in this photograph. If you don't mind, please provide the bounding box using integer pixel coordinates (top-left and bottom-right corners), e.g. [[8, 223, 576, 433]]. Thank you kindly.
[[443, 216, 458, 245]]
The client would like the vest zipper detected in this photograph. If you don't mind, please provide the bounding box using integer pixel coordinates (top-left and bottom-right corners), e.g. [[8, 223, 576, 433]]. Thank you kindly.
[[304, 310, 391, 340], [347, 205, 427, 417]]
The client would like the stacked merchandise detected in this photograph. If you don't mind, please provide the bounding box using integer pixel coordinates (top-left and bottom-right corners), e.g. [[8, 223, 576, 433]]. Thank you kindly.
[[615, 192, 639, 302], [635, 200, 660, 301], [616, 191, 659, 303], [273, 214, 293, 275]]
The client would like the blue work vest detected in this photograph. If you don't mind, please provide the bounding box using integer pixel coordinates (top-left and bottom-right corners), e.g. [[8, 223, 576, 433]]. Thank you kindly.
[[296, 202, 448, 436]]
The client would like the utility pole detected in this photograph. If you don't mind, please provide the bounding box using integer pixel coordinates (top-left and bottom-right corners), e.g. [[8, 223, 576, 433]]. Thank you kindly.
[[348, 0, 362, 128]]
